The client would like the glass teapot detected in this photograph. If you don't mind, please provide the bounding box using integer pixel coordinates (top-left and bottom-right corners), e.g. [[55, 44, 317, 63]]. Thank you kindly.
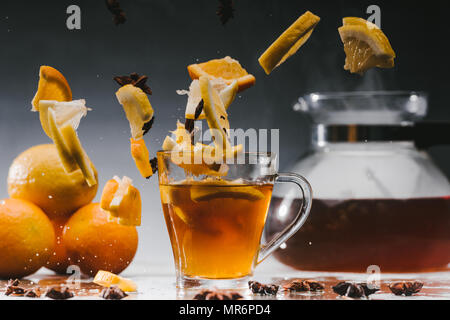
[[266, 91, 450, 273]]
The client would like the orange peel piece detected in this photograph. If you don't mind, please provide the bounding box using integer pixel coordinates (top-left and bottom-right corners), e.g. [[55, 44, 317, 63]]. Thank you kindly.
[[94, 270, 137, 292], [187, 56, 255, 92], [100, 176, 142, 226], [130, 138, 154, 178], [31, 66, 72, 111]]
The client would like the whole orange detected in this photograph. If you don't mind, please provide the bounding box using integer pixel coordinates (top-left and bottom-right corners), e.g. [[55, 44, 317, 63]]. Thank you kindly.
[[0, 199, 55, 279], [7, 144, 98, 219], [46, 217, 71, 274], [63, 203, 138, 276]]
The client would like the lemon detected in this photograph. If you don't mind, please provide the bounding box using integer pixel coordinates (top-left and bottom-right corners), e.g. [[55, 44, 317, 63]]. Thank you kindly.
[[338, 17, 396, 74], [116, 84, 154, 140], [7, 144, 98, 219], [258, 11, 320, 74]]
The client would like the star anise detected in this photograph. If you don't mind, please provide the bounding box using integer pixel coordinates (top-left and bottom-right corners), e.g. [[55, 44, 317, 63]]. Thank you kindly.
[[24, 288, 41, 298], [193, 289, 243, 300], [45, 286, 74, 300], [114, 72, 152, 95], [284, 279, 325, 293], [142, 117, 155, 136], [388, 281, 423, 296], [332, 282, 379, 299], [148, 158, 158, 178], [248, 281, 279, 295], [100, 285, 128, 300], [5, 279, 26, 296], [217, 0, 235, 25], [105, 0, 126, 25]]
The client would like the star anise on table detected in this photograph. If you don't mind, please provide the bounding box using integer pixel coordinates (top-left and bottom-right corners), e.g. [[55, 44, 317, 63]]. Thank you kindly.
[[149, 157, 158, 178], [24, 288, 42, 298], [45, 286, 74, 300], [283, 279, 325, 293], [105, 0, 126, 25], [332, 282, 379, 299], [114, 72, 152, 95], [5, 279, 26, 296], [248, 281, 279, 295], [100, 285, 128, 300], [388, 281, 423, 296], [193, 289, 243, 300], [217, 0, 235, 25]]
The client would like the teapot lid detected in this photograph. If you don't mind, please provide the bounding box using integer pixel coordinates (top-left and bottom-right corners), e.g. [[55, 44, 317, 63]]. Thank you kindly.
[[294, 91, 428, 126]]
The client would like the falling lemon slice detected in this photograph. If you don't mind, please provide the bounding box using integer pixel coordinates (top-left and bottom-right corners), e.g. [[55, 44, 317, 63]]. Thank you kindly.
[[38, 99, 89, 139], [182, 79, 238, 121], [190, 185, 265, 202], [47, 106, 97, 187], [187, 56, 255, 92], [130, 138, 154, 179], [94, 270, 137, 292], [100, 176, 142, 226], [199, 76, 232, 152], [258, 11, 320, 75], [116, 84, 154, 140], [338, 17, 396, 74], [31, 66, 72, 111]]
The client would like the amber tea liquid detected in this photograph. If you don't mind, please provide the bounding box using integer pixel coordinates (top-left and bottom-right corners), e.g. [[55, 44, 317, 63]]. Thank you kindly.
[[267, 196, 450, 272], [160, 183, 273, 279]]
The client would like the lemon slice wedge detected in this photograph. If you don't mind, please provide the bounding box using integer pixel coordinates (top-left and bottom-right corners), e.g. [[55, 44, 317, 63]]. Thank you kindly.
[[94, 270, 137, 292], [38, 99, 89, 139], [258, 11, 320, 74], [181, 78, 237, 121], [100, 176, 142, 226], [116, 84, 154, 140], [47, 107, 97, 186], [190, 185, 265, 202], [59, 122, 97, 187], [199, 76, 232, 152], [338, 17, 396, 74]]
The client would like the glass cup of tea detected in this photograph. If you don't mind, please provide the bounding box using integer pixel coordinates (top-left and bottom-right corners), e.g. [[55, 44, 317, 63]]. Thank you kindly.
[[157, 151, 313, 289]]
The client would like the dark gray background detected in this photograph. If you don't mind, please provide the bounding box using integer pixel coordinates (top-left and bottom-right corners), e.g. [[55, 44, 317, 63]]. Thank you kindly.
[[1, 0, 449, 265]]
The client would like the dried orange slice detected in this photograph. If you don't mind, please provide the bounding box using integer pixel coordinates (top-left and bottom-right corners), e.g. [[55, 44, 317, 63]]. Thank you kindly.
[[100, 176, 142, 226], [338, 17, 396, 74], [94, 270, 137, 292], [130, 138, 154, 179], [31, 66, 72, 111], [258, 11, 320, 75], [187, 56, 255, 92]]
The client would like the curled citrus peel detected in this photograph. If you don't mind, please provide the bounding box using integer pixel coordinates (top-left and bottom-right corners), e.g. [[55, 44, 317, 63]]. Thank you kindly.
[[94, 270, 137, 292], [100, 176, 142, 226], [338, 17, 395, 74]]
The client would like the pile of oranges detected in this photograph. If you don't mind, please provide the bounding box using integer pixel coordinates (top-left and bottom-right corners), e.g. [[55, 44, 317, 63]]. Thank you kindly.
[[0, 67, 138, 279]]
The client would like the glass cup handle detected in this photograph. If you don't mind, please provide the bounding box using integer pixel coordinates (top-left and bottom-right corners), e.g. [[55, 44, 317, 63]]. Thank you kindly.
[[257, 173, 313, 265]]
